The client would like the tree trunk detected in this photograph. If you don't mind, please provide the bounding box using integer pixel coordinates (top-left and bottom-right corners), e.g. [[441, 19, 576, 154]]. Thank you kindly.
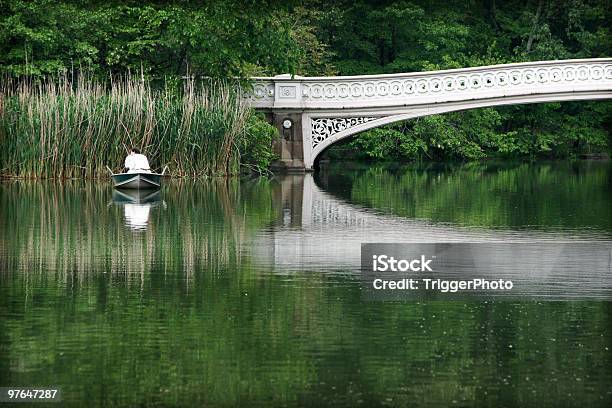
[[489, 0, 500, 31], [526, 0, 544, 53]]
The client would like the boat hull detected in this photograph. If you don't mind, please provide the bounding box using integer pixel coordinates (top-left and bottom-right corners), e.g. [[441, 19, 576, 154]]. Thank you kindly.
[[111, 173, 162, 189]]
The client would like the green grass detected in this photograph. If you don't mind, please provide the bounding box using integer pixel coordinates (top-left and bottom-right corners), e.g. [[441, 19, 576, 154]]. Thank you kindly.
[[0, 75, 258, 178]]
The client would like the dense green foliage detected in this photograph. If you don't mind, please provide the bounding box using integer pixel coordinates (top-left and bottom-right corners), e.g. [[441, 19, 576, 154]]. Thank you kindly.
[[0, 77, 278, 178], [0, 0, 610, 164], [241, 114, 279, 173], [311, 0, 612, 160], [3, 1, 608, 78], [0, 0, 304, 78]]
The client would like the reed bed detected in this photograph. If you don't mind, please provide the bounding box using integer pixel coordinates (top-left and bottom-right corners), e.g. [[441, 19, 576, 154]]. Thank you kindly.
[[0, 76, 254, 178]]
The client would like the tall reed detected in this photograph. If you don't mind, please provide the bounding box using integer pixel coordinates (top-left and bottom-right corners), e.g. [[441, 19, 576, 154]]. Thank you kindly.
[[0, 75, 253, 178]]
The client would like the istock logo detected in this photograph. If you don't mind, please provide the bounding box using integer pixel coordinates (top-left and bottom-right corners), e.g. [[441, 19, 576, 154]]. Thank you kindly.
[[372, 255, 434, 272]]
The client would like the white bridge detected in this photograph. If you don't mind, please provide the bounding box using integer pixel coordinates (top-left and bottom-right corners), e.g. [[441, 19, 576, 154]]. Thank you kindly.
[[247, 58, 612, 171]]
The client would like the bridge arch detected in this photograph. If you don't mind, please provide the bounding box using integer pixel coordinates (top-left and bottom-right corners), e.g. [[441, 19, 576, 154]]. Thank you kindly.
[[246, 59, 612, 171], [306, 91, 610, 167]]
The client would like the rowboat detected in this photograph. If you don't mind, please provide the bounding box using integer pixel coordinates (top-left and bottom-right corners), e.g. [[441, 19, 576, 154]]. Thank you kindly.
[[107, 166, 167, 190], [111, 172, 162, 189]]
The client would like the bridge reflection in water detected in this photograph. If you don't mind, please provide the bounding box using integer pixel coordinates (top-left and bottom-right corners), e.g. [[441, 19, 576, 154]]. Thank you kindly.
[[252, 173, 612, 299]]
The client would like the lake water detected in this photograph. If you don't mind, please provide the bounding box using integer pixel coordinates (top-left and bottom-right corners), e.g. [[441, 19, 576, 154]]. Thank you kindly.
[[1, 161, 611, 407]]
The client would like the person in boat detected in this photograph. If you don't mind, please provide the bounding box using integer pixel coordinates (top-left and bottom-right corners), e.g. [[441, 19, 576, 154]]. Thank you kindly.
[[124, 147, 151, 173]]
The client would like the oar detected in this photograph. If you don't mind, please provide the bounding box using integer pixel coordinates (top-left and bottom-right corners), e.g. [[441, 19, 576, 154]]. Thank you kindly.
[[105, 165, 115, 175], [161, 165, 168, 175]]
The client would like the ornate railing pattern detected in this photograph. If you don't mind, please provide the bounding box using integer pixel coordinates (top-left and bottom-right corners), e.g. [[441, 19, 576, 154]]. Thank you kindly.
[[299, 64, 608, 101], [248, 59, 612, 110], [250, 82, 275, 104]]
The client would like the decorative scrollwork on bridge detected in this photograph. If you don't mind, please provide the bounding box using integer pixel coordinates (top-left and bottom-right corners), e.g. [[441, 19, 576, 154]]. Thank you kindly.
[[300, 64, 611, 101], [311, 117, 377, 149], [250, 82, 275, 100]]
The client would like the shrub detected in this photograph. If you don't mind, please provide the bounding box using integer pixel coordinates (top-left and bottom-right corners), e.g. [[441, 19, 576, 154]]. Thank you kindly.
[[240, 114, 278, 173]]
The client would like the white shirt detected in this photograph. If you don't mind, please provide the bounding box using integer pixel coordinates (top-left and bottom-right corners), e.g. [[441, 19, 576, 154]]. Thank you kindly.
[[124, 153, 151, 173]]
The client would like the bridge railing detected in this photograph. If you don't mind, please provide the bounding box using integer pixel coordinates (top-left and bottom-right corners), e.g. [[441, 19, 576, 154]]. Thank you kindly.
[[246, 58, 612, 110]]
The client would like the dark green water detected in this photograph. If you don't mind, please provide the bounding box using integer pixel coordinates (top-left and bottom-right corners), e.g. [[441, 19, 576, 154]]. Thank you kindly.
[[1, 161, 611, 407]]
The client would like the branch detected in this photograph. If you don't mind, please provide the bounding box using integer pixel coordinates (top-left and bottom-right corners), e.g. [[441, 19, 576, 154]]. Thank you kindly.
[[526, 0, 544, 53]]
